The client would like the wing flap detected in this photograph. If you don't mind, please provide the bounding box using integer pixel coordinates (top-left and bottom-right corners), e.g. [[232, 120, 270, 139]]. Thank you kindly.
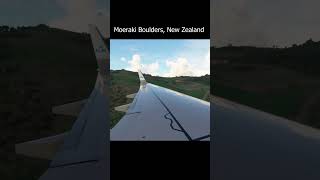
[[52, 99, 87, 116], [126, 93, 136, 99], [39, 160, 107, 180], [114, 103, 131, 112], [15, 133, 67, 159]]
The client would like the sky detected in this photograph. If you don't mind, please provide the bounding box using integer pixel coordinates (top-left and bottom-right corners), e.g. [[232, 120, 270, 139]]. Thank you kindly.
[[213, 0, 320, 47], [110, 40, 210, 77], [0, 0, 109, 35]]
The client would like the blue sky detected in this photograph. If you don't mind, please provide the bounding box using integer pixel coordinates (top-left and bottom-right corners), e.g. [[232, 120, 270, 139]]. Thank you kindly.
[[110, 40, 210, 77]]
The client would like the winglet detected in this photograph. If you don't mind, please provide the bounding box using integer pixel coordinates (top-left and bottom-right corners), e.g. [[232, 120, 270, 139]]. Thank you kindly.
[[138, 70, 147, 85], [88, 24, 108, 96]]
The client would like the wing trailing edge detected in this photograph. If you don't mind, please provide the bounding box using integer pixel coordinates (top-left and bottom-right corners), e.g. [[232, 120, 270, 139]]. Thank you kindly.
[[52, 99, 87, 116], [126, 93, 136, 99], [115, 103, 131, 112], [15, 133, 67, 159]]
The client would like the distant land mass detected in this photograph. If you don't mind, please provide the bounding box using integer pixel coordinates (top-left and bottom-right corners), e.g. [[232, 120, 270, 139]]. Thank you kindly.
[[212, 39, 320, 76], [212, 39, 320, 129]]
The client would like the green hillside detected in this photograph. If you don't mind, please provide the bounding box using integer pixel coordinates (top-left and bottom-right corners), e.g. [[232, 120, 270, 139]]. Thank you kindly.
[[212, 40, 320, 129]]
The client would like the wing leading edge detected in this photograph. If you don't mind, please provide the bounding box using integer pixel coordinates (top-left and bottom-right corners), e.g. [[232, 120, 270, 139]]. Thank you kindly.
[[111, 71, 210, 141]]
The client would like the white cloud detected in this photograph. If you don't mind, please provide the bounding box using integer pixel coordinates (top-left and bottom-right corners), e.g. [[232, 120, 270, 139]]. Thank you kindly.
[[143, 62, 160, 75], [170, 40, 210, 77], [164, 49, 210, 77], [126, 54, 160, 76], [192, 50, 210, 76], [127, 54, 141, 71], [119, 40, 210, 77], [164, 58, 194, 77]]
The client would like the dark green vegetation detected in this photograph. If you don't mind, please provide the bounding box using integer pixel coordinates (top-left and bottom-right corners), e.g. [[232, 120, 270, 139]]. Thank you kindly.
[[212, 39, 320, 129], [0, 25, 97, 179], [110, 70, 210, 128], [110, 70, 139, 128], [212, 39, 320, 76]]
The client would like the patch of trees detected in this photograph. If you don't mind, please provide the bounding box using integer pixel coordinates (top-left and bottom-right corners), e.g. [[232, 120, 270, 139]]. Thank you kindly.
[[0, 24, 51, 33], [212, 39, 320, 76]]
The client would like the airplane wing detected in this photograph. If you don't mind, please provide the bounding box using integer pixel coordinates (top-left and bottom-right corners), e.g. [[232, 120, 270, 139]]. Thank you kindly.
[[15, 24, 109, 180], [212, 96, 320, 180], [111, 70, 210, 141]]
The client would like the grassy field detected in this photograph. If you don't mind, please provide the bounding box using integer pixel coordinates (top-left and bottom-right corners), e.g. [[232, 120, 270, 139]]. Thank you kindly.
[[110, 69, 210, 128], [212, 41, 320, 129], [212, 63, 320, 128]]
